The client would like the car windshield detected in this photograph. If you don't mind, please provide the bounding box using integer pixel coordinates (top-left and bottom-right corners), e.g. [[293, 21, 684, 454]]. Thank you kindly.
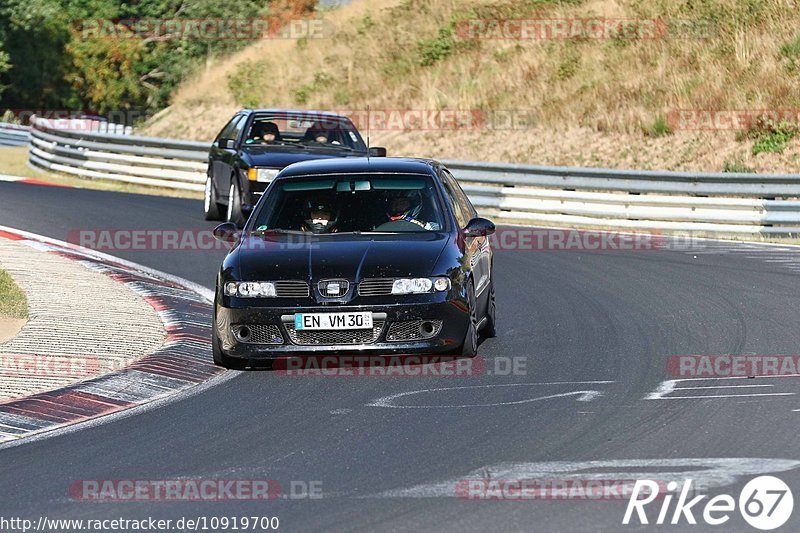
[[251, 174, 445, 233], [242, 113, 366, 151]]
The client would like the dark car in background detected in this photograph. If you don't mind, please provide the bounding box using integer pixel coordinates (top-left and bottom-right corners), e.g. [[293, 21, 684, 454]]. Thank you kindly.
[[205, 109, 385, 225], [210, 157, 496, 369]]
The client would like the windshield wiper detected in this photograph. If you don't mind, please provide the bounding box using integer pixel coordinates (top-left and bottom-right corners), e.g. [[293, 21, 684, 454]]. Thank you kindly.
[[296, 142, 357, 151], [249, 228, 306, 236]]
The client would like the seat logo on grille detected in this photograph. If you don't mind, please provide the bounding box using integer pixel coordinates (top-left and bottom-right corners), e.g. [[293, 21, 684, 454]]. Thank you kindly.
[[318, 279, 349, 297]]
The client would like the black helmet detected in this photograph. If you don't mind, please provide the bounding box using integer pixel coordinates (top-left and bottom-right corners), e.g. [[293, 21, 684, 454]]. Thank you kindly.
[[304, 198, 338, 233], [386, 190, 422, 220]]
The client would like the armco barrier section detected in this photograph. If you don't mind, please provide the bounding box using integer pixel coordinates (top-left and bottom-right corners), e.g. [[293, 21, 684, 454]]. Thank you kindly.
[[22, 117, 800, 235], [0, 123, 30, 147], [27, 118, 207, 191]]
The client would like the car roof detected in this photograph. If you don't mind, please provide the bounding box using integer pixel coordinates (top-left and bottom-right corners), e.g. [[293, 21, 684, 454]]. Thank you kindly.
[[277, 157, 440, 177], [244, 109, 352, 119]]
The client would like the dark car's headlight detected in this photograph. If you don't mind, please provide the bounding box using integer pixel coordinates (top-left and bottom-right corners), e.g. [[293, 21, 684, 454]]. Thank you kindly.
[[224, 281, 276, 297], [247, 168, 280, 183], [391, 277, 451, 294]]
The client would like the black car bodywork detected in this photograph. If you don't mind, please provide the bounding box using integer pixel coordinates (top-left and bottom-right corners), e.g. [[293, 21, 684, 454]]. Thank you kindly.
[[211, 157, 496, 369], [205, 109, 385, 225]]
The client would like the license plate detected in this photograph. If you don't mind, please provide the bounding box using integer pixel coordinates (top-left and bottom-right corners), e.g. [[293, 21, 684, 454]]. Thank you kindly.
[[294, 312, 373, 330]]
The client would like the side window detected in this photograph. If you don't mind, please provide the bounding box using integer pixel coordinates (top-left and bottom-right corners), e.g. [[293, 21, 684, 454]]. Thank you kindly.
[[440, 171, 468, 228], [444, 170, 476, 220], [217, 115, 241, 141], [229, 114, 248, 143]]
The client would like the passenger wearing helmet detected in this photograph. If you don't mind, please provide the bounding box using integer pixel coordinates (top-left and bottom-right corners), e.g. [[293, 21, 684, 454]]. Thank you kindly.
[[381, 190, 437, 230], [301, 198, 339, 233]]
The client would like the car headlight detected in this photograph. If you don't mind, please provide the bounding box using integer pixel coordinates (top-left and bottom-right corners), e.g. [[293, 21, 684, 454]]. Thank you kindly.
[[247, 168, 280, 183], [224, 281, 276, 297], [391, 277, 450, 294]]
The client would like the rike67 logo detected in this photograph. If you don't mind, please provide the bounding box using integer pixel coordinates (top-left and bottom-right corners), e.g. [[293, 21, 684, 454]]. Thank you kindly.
[[623, 476, 793, 530]]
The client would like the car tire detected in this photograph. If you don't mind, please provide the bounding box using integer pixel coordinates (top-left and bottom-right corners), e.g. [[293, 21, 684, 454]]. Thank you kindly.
[[481, 281, 497, 338], [227, 180, 246, 227], [204, 176, 224, 221], [460, 280, 479, 357]]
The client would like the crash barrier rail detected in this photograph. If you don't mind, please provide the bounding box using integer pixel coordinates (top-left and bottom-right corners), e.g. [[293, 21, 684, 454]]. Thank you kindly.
[[25, 117, 800, 235], [0, 122, 30, 147], [28, 116, 207, 191]]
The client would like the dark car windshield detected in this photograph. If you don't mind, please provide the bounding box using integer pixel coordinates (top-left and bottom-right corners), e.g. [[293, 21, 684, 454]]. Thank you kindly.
[[251, 174, 445, 233], [243, 113, 366, 151]]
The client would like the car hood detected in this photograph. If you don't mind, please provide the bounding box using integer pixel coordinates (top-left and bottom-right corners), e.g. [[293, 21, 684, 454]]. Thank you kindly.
[[235, 233, 450, 281], [241, 146, 364, 168]]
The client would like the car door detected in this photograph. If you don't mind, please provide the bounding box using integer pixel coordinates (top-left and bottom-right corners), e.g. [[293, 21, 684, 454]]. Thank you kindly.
[[210, 113, 248, 199], [440, 170, 481, 292], [443, 169, 491, 298]]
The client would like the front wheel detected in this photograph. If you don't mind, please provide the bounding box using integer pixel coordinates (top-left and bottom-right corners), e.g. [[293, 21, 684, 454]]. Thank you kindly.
[[459, 281, 479, 357], [204, 176, 223, 221], [227, 180, 246, 227], [482, 282, 497, 338]]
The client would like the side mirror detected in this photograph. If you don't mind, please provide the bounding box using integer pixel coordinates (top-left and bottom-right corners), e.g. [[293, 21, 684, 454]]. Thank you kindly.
[[368, 146, 387, 157], [217, 139, 234, 149], [212, 222, 240, 243], [463, 217, 495, 237]]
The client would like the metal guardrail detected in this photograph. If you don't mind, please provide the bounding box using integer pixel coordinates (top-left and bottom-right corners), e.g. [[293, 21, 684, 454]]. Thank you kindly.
[[21, 117, 800, 235], [27, 117, 207, 191], [0, 123, 30, 147]]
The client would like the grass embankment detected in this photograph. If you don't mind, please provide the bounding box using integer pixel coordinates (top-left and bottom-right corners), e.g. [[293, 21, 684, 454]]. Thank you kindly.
[[0, 268, 27, 342], [140, 0, 800, 173], [0, 269, 26, 320]]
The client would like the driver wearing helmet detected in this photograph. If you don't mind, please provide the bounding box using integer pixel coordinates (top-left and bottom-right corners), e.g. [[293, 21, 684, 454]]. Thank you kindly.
[[301, 198, 339, 233], [383, 190, 436, 230]]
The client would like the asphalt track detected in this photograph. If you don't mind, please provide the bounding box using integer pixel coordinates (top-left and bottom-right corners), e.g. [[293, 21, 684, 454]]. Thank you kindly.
[[2, 180, 800, 532]]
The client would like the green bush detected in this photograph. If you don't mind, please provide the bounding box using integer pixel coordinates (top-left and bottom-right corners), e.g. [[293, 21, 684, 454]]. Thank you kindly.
[[644, 115, 673, 137], [418, 26, 455, 66], [228, 61, 267, 109]]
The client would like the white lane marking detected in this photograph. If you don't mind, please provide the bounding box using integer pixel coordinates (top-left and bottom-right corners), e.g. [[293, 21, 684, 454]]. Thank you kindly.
[[646, 376, 799, 400], [652, 393, 794, 399], [0, 174, 24, 182], [366, 381, 613, 409], [675, 384, 774, 390], [371, 458, 800, 499]]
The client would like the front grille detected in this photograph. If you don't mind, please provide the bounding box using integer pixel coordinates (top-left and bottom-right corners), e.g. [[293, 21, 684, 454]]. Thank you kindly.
[[274, 280, 310, 298], [386, 320, 443, 341], [358, 278, 395, 296], [233, 324, 284, 344], [318, 279, 349, 297], [285, 321, 385, 345]]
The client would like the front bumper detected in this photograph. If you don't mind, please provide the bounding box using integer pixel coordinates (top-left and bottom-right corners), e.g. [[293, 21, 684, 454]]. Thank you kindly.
[[214, 300, 469, 359], [242, 179, 268, 206]]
